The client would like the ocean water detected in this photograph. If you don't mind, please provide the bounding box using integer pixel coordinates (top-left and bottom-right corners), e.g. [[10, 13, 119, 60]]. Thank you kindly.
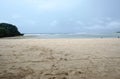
[[22, 33, 120, 39]]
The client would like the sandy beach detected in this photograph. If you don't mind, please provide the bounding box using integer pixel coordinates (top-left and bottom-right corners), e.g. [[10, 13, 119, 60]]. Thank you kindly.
[[0, 38, 120, 79]]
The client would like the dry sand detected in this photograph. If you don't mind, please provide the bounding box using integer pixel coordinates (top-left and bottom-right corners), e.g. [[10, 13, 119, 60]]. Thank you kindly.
[[0, 38, 120, 79]]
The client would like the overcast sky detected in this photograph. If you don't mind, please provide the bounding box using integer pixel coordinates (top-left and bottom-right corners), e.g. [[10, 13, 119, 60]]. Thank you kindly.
[[0, 0, 120, 33]]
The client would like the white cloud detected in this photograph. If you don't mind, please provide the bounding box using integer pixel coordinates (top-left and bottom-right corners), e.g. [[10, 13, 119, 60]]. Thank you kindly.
[[24, 0, 78, 11], [85, 19, 120, 33], [107, 21, 120, 27], [50, 20, 58, 26], [76, 21, 83, 25], [92, 17, 112, 25], [73, 17, 120, 33], [106, 17, 112, 21], [38, 1, 58, 10], [0, 19, 9, 23], [11, 14, 22, 19]]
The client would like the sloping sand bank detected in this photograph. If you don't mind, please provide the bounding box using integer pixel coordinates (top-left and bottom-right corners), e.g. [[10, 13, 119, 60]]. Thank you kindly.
[[0, 38, 120, 79]]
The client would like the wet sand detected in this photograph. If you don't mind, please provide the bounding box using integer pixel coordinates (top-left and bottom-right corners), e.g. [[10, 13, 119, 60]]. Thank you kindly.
[[0, 38, 120, 79]]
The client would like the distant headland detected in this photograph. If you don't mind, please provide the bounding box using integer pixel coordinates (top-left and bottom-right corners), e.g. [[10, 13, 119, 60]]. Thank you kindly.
[[116, 31, 120, 33], [0, 23, 24, 38]]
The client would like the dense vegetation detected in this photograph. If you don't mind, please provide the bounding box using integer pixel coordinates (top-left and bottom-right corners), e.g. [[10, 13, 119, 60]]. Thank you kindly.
[[0, 23, 23, 37]]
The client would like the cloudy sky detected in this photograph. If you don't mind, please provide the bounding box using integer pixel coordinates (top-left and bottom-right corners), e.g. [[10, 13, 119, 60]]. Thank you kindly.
[[0, 0, 120, 33]]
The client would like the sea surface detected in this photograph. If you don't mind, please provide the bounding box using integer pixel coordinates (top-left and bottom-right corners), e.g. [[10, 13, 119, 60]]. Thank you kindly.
[[19, 33, 120, 39]]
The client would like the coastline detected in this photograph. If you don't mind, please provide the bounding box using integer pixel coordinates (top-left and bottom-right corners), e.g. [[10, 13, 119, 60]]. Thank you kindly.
[[0, 38, 120, 79], [1, 33, 120, 39]]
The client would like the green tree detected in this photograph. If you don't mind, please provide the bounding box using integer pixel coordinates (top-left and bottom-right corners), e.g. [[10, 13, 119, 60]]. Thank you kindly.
[[0, 23, 23, 37]]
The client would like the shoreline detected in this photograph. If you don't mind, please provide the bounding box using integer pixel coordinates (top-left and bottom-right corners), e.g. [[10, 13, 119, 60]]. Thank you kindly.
[[5, 33, 120, 39], [1, 36, 120, 39]]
